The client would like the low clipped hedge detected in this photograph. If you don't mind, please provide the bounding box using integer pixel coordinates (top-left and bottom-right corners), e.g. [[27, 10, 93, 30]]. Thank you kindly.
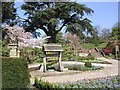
[[34, 75, 120, 89], [2, 57, 30, 89]]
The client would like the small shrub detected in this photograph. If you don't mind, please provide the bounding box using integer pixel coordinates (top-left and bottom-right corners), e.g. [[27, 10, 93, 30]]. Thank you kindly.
[[2, 57, 30, 89], [20, 47, 43, 64], [1, 41, 10, 57], [86, 54, 95, 60], [77, 55, 95, 61], [62, 44, 75, 61], [84, 62, 92, 68], [2, 47, 10, 57], [34, 79, 59, 90], [34, 77, 39, 86]]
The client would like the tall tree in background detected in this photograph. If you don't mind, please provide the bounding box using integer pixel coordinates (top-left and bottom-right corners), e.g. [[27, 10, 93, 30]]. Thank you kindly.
[[65, 33, 81, 55], [100, 28, 111, 43], [1, 1, 17, 44], [111, 22, 120, 40], [91, 26, 100, 46], [1, 1, 17, 24], [21, 2, 94, 43]]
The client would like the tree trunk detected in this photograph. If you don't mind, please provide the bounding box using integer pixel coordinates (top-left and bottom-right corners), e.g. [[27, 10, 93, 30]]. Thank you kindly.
[[48, 35, 57, 43], [47, 31, 57, 43]]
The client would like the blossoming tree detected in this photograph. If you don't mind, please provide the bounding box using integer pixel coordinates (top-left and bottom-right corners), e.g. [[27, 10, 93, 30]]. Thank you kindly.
[[5, 25, 46, 48], [64, 33, 81, 55]]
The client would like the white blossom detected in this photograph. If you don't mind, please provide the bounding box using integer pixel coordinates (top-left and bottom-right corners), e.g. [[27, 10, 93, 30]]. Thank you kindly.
[[5, 25, 46, 49]]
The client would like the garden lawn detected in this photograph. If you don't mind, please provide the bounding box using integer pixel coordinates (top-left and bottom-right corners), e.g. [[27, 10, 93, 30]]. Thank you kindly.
[[81, 43, 106, 49], [77, 59, 111, 64], [77, 56, 111, 64]]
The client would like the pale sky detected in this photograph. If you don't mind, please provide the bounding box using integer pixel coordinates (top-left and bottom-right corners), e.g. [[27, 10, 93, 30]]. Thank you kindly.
[[15, 1, 119, 35]]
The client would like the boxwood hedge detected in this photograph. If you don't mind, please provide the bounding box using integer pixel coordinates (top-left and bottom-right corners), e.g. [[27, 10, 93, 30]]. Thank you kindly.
[[2, 57, 30, 89]]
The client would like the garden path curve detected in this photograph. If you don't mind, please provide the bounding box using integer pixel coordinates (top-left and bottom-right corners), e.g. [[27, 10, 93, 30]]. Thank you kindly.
[[41, 57, 119, 83]]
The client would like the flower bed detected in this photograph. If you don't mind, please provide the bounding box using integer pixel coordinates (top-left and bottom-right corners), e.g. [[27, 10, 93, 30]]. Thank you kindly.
[[48, 63, 103, 71], [34, 75, 120, 89], [63, 64, 103, 71]]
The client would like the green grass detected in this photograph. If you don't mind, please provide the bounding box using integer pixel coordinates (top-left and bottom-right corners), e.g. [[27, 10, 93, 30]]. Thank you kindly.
[[81, 43, 106, 49], [76, 56, 110, 64], [82, 43, 95, 49], [97, 43, 107, 49], [77, 57, 111, 64], [79, 59, 111, 64], [78, 59, 108, 63]]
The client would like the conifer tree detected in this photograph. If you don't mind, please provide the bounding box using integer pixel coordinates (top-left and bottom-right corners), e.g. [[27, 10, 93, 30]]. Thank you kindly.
[[21, 2, 94, 43]]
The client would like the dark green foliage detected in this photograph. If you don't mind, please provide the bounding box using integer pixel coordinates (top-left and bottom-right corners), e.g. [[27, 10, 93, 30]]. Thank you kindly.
[[84, 26, 110, 45], [1, 26, 10, 57], [34, 77, 39, 87], [62, 44, 76, 61], [1, 40, 10, 57], [56, 32, 65, 44], [86, 54, 95, 60], [34, 78, 58, 90], [62, 44, 97, 62], [91, 27, 100, 46], [2, 47, 10, 57], [33, 47, 43, 63], [110, 22, 120, 40], [20, 47, 43, 63], [21, 2, 94, 43], [2, 2, 17, 24], [2, 57, 30, 89], [84, 62, 92, 68]]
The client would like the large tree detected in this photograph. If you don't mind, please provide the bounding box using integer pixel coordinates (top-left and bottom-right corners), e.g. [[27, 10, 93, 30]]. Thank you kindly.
[[100, 28, 111, 43], [65, 33, 81, 55], [1, 1, 17, 24], [91, 26, 100, 46], [111, 22, 120, 40], [21, 2, 94, 43]]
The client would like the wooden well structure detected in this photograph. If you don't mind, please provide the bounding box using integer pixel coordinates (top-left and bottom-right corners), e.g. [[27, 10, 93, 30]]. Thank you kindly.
[[41, 44, 64, 72]]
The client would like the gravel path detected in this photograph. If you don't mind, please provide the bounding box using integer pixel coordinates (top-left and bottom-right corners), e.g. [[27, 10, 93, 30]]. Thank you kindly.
[[41, 57, 119, 83]]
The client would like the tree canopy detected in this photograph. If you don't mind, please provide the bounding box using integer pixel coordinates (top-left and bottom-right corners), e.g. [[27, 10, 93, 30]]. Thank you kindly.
[[21, 2, 94, 43], [91, 26, 100, 46], [111, 22, 120, 40], [1, 2, 17, 24]]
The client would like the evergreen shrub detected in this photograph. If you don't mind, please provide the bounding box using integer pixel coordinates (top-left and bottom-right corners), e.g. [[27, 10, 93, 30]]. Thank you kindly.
[[2, 57, 30, 89]]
